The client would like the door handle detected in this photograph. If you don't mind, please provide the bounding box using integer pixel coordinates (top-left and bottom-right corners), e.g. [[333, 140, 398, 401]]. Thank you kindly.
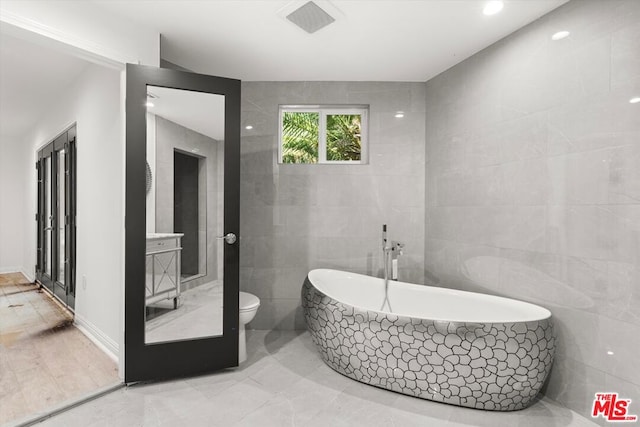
[[217, 233, 237, 245]]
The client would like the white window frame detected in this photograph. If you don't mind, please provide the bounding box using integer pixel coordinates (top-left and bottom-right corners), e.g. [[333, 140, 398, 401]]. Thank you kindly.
[[278, 105, 369, 164]]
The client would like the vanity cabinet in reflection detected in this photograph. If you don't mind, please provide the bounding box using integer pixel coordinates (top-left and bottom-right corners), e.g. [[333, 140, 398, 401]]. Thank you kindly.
[[146, 233, 183, 309]]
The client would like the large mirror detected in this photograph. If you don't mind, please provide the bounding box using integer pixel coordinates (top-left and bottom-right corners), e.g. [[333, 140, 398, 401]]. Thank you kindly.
[[143, 86, 225, 344]]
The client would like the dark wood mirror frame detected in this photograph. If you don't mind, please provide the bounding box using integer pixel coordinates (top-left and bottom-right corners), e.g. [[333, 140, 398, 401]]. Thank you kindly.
[[124, 63, 240, 383]]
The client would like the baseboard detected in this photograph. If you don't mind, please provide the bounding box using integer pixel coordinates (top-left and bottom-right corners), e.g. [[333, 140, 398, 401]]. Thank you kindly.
[[74, 313, 119, 364], [20, 269, 35, 282], [0, 268, 120, 364]]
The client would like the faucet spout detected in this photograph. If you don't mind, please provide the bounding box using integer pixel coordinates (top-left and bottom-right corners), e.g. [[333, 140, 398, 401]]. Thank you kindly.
[[381, 224, 404, 311], [382, 225, 405, 281]]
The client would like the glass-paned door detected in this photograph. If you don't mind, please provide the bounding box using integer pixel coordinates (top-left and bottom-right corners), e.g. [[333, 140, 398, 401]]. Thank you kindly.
[[36, 126, 76, 310]]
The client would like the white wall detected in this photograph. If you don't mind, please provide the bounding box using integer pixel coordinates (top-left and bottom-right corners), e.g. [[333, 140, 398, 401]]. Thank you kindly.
[[21, 64, 123, 358], [0, 132, 27, 275], [146, 113, 156, 233], [0, 1, 160, 373]]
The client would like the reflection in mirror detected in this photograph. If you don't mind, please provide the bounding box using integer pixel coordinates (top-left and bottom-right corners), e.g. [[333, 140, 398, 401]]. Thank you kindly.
[[144, 86, 225, 344]]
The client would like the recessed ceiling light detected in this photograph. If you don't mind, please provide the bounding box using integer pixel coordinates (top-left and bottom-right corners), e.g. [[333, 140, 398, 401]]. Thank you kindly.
[[245, 125, 254, 130], [483, 1, 504, 16], [630, 97, 640, 104], [551, 31, 570, 41], [394, 112, 404, 118], [145, 101, 154, 108], [607, 351, 614, 355]]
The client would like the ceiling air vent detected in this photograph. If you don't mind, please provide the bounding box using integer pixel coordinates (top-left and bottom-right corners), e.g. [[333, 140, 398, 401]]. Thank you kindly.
[[286, 1, 336, 34]]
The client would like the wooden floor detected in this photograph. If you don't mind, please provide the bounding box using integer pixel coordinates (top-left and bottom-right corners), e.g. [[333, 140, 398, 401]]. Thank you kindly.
[[0, 272, 120, 425]]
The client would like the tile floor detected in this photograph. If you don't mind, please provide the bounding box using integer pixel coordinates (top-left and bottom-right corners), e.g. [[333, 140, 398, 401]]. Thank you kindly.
[[33, 330, 597, 427], [0, 273, 119, 425], [146, 281, 223, 343]]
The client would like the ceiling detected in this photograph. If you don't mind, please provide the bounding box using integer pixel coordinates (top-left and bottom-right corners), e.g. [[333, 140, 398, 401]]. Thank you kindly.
[[149, 86, 225, 140], [93, 0, 569, 81], [0, 33, 90, 138], [0, 0, 570, 140]]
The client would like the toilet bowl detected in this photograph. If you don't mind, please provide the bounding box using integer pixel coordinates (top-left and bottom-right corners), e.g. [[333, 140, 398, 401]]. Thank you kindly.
[[239, 292, 260, 364]]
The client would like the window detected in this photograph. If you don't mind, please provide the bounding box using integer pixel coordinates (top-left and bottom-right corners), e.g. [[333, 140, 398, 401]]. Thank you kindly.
[[279, 105, 368, 164]]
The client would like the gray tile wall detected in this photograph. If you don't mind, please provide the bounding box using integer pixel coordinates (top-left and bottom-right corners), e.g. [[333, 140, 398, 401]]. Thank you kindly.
[[424, 0, 639, 419], [241, 82, 426, 330], [155, 116, 221, 289]]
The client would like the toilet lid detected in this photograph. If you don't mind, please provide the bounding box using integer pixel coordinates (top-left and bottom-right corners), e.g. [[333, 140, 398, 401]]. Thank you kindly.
[[239, 292, 260, 311]]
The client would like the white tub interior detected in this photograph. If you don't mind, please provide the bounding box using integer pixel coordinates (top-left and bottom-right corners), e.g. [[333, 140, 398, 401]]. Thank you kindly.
[[308, 269, 551, 324]]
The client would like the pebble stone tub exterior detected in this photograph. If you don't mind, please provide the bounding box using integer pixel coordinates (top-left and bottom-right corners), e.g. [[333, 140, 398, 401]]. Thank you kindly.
[[301, 277, 556, 411]]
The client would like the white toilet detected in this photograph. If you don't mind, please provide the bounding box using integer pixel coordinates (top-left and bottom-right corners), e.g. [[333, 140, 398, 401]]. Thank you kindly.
[[238, 292, 260, 364]]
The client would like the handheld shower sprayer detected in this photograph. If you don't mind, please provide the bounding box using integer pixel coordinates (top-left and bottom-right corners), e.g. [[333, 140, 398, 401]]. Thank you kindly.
[[382, 224, 387, 249]]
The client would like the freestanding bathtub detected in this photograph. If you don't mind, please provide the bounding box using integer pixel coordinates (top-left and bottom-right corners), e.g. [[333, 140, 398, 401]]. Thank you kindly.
[[301, 269, 555, 411]]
